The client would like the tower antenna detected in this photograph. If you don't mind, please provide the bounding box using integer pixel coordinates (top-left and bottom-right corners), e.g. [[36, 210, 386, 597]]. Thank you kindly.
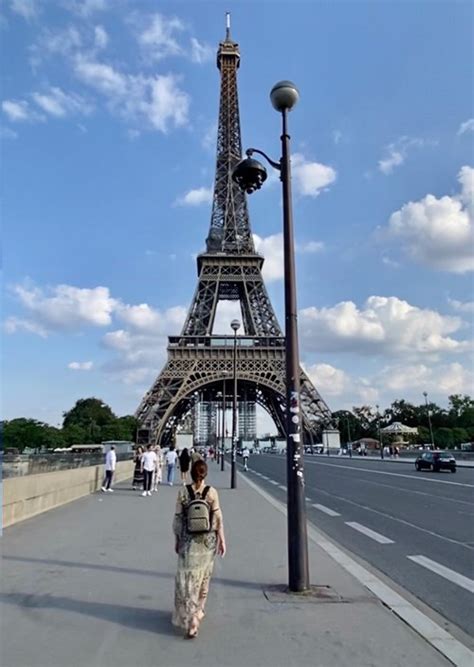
[[226, 11, 231, 40]]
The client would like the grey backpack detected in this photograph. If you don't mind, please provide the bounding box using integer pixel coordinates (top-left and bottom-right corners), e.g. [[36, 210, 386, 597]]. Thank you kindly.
[[185, 485, 211, 533]]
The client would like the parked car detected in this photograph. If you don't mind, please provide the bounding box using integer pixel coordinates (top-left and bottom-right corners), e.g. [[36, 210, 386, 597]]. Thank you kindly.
[[415, 451, 456, 473]]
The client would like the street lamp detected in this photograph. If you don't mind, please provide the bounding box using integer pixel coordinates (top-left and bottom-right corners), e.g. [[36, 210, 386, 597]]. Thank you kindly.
[[376, 404, 383, 459], [423, 391, 435, 449], [221, 375, 226, 472], [233, 80, 310, 592], [230, 319, 240, 489]]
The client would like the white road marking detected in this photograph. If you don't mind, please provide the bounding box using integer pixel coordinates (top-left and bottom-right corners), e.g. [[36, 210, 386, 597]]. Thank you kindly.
[[278, 485, 286, 490], [305, 496, 311, 502], [260, 475, 269, 480], [240, 472, 474, 667], [408, 555, 474, 594], [303, 459, 474, 488], [310, 484, 472, 550], [312, 503, 340, 517], [269, 480, 279, 485], [346, 521, 394, 544]]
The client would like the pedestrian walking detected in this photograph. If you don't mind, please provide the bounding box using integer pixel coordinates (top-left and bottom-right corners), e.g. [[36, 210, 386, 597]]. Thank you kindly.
[[132, 446, 144, 490], [152, 445, 163, 491], [242, 446, 250, 471], [179, 447, 191, 484], [141, 445, 157, 497], [172, 459, 226, 638], [190, 448, 203, 466], [101, 446, 116, 492], [165, 446, 178, 486]]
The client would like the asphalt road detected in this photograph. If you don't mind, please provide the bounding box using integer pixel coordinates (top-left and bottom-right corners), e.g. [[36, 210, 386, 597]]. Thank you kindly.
[[239, 453, 474, 638]]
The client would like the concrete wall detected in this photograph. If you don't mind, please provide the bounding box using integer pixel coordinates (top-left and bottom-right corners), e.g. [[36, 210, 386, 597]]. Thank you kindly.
[[3, 460, 134, 529]]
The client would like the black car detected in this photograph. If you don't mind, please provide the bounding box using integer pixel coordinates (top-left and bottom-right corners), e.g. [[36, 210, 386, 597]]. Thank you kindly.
[[415, 451, 456, 473]]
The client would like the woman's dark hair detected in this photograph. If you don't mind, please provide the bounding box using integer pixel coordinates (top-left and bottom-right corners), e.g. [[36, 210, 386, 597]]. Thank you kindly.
[[191, 460, 208, 483], [180, 448, 190, 463]]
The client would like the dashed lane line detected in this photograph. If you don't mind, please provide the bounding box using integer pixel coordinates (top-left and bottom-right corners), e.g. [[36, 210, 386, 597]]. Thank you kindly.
[[303, 459, 474, 488], [312, 503, 340, 517], [346, 521, 395, 545], [408, 555, 474, 594], [278, 485, 286, 490], [305, 484, 473, 550], [240, 471, 474, 667], [269, 480, 279, 485]]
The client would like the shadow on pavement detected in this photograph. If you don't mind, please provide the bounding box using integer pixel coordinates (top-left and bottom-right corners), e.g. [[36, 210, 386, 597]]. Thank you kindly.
[[3, 555, 264, 590], [0, 592, 178, 637]]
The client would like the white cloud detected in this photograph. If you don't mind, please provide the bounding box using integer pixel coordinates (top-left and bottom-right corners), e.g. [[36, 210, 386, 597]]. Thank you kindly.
[[190, 37, 213, 64], [381, 256, 401, 268], [378, 137, 431, 175], [68, 361, 94, 370], [253, 233, 284, 282], [10, 0, 37, 20], [176, 186, 212, 206], [102, 305, 187, 385], [292, 153, 336, 197], [305, 363, 349, 396], [299, 295, 468, 357], [30, 26, 82, 67], [75, 58, 190, 132], [0, 126, 18, 140], [66, 0, 108, 18], [448, 298, 474, 314], [4, 316, 48, 337], [94, 25, 108, 50], [296, 240, 324, 254], [384, 166, 474, 273], [138, 12, 184, 61], [2, 99, 43, 122], [457, 118, 474, 136], [8, 283, 119, 335], [375, 362, 472, 396], [211, 300, 243, 335], [32, 87, 92, 117], [202, 122, 217, 151]]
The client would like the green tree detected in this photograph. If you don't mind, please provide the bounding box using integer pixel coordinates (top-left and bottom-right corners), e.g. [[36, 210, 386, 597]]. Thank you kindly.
[[451, 427, 469, 446], [63, 398, 116, 434], [62, 424, 88, 445], [3, 419, 56, 451], [434, 427, 454, 449]]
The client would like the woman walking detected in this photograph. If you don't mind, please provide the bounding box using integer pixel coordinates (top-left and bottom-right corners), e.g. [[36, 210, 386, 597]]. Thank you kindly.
[[172, 460, 226, 638], [132, 446, 144, 490], [179, 447, 191, 484], [152, 445, 163, 492]]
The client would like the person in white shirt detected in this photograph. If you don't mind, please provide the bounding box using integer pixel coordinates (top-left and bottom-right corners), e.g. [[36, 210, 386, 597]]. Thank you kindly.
[[101, 446, 116, 492], [242, 447, 250, 471], [140, 445, 157, 497], [152, 445, 163, 491], [165, 446, 178, 486]]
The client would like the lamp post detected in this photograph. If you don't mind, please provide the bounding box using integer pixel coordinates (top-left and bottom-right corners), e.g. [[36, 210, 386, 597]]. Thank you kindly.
[[376, 404, 383, 459], [230, 319, 240, 489], [346, 412, 352, 458], [232, 80, 309, 592], [221, 376, 226, 472], [423, 391, 435, 449]]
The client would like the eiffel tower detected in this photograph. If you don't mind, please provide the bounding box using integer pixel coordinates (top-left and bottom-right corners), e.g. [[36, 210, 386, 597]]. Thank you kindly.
[[136, 21, 332, 446]]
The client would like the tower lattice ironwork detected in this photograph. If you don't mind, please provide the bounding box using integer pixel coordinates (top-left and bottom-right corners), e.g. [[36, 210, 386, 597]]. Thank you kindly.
[[136, 22, 332, 446]]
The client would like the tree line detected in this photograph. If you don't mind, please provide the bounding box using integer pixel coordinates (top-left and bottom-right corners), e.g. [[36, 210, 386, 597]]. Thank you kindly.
[[2, 398, 138, 452], [333, 394, 474, 448], [2, 394, 473, 453]]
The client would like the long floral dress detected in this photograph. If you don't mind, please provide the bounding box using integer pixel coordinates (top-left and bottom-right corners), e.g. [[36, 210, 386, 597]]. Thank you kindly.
[[172, 484, 223, 630]]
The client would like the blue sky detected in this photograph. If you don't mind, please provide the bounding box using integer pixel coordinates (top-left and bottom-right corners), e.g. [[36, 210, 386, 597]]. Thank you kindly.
[[2, 0, 473, 431]]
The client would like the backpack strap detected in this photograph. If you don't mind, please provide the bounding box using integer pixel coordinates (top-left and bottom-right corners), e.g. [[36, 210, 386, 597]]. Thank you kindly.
[[186, 485, 195, 501], [201, 485, 210, 500]]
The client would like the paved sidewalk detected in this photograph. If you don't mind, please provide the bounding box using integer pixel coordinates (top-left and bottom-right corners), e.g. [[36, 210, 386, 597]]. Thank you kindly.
[[1, 464, 466, 667]]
